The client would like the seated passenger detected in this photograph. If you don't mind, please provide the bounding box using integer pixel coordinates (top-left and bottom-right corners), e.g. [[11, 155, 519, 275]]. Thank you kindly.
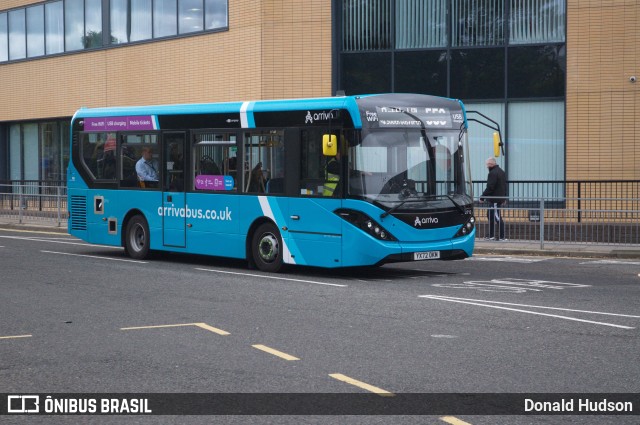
[[248, 162, 269, 192], [136, 147, 159, 182]]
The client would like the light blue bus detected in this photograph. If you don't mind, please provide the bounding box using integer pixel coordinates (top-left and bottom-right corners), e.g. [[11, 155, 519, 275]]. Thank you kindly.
[[67, 94, 478, 272]]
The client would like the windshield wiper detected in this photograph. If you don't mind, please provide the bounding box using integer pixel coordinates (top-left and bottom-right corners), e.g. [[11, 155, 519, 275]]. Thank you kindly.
[[380, 194, 466, 219], [445, 194, 466, 214], [422, 194, 466, 214], [380, 198, 411, 219]]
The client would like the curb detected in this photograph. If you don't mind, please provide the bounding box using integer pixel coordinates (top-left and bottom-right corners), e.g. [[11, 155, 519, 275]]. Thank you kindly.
[[0, 222, 69, 234], [473, 247, 640, 260]]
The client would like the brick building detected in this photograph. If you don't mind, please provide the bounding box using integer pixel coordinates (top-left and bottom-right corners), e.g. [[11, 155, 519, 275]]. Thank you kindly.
[[0, 0, 638, 192]]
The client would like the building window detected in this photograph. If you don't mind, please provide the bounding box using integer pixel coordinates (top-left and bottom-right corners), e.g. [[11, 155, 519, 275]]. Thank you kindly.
[[465, 102, 505, 182], [179, 0, 203, 34], [84, 0, 103, 48], [205, 0, 227, 29], [9, 9, 26, 60], [450, 48, 505, 99], [451, 0, 504, 47], [508, 45, 565, 98], [41, 122, 69, 182], [394, 50, 447, 96], [0, 13, 8, 61], [342, 0, 392, 51], [508, 101, 564, 182], [45, 2, 64, 54], [1, 0, 228, 62], [509, 0, 565, 44], [132, 0, 153, 41], [341, 52, 392, 95], [154, 0, 177, 38], [26, 5, 45, 58], [395, 0, 447, 49], [65, 0, 84, 51]]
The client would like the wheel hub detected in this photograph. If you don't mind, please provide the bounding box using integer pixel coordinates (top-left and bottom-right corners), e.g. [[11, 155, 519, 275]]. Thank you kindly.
[[258, 233, 279, 262]]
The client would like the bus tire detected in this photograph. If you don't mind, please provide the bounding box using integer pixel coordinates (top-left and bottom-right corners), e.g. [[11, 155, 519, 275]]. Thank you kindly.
[[251, 222, 283, 273], [125, 215, 150, 260]]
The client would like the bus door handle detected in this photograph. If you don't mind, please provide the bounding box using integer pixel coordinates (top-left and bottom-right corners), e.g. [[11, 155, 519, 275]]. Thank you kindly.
[[290, 215, 300, 220], [166, 195, 172, 202]]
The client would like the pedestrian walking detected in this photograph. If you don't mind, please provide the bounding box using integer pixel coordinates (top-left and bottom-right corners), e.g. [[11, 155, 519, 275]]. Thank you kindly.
[[480, 157, 507, 241]]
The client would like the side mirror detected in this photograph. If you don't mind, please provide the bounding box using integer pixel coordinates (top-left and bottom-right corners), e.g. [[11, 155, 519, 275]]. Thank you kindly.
[[323, 134, 337, 156], [493, 132, 502, 158]]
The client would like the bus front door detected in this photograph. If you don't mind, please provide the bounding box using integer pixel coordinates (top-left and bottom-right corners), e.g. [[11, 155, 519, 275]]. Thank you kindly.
[[162, 132, 187, 248]]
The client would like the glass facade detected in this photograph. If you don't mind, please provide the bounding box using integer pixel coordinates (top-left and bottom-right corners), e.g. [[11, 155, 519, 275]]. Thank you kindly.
[[339, 0, 567, 184], [0, 0, 229, 63], [0, 0, 229, 183], [7, 121, 70, 182]]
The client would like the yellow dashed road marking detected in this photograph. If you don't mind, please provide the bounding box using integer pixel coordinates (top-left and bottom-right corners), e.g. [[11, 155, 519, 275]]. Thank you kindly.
[[252, 344, 300, 361], [440, 416, 472, 425], [329, 373, 394, 397]]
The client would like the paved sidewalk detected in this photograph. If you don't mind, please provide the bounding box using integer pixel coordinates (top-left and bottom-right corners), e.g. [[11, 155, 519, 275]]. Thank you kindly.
[[1, 217, 640, 260], [474, 239, 640, 260]]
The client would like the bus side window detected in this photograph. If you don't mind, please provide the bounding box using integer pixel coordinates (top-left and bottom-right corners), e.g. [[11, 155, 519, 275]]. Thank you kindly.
[[193, 132, 238, 192], [243, 130, 285, 194], [119, 134, 159, 189], [81, 132, 117, 182]]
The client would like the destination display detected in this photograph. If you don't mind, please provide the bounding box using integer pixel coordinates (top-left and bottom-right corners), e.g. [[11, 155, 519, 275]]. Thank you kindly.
[[363, 106, 457, 129]]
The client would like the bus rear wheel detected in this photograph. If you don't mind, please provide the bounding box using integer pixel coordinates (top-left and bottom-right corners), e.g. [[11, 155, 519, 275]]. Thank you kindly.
[[251, 222, 283, 273], [125, 215, 150, 260]]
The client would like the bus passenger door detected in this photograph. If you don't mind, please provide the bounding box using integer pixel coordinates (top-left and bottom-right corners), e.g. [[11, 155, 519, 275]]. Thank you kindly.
[[162, 132, 187, 247]]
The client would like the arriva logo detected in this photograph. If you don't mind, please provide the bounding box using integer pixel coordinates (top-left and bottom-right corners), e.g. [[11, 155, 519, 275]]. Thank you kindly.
[[305, 110, 336, 124], [414, 216, 439, 227]]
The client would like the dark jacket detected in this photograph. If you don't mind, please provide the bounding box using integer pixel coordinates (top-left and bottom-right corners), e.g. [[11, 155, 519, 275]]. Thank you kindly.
[[481, 165, 507, 204]]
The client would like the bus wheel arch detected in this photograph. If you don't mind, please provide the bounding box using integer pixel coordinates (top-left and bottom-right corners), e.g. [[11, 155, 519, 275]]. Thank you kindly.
[[122, 210, 150, 259], [248, 219, 283, 273]]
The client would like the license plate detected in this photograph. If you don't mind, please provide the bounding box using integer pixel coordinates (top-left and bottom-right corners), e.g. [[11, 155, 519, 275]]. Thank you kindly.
[[413, 251, 440, 260]]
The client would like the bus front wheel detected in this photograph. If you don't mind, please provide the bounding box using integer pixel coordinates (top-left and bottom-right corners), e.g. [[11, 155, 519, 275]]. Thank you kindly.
[[251, 222, 283, 273], [125, 215, 150, 260]]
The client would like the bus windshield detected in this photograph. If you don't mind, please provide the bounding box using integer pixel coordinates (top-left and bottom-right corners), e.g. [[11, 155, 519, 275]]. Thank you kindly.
[[348, 127, 473, 211]]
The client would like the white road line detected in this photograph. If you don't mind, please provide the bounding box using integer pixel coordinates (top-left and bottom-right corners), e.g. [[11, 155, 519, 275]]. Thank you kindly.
[[42, 250, 147, 263], [580, 259, 640, 265], [419, 295, 640, 318], [0, 235, 121, 249], [0, 334, 32, 340], [195, 268, 347, 287], [467, 256, 550, 263], [420, 295, 635, 329], [0, 228, 67, 235], [26, 237, 76, 241]]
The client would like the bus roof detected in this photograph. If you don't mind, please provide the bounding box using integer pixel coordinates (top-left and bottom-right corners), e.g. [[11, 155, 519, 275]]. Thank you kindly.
[[72, 94, 464, 131]]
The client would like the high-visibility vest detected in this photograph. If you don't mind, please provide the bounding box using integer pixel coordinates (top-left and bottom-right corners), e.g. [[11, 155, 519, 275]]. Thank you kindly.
[[323, 159, 339, 196]]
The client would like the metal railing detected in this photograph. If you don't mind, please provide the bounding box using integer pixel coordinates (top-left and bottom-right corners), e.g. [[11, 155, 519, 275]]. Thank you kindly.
[[474, 196, 640, 248], [473, 180, 640, 220], [0, 180, 639, 246], [0, 181, 68, 227]]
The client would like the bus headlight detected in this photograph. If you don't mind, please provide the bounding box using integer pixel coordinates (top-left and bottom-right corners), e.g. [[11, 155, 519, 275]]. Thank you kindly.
[[455, 216, 475, 238], [335, 209, 397, 241]]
